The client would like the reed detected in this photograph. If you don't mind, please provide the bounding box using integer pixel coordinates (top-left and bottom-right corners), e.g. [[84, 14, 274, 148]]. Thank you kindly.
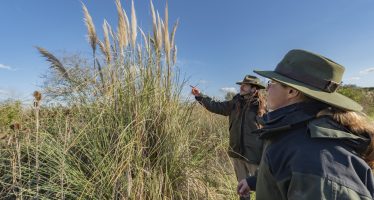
[[0, 1, 239, 199], [116, 0, 129, 53], [36, 47, 70, 81], [130, 0, 137, 49]]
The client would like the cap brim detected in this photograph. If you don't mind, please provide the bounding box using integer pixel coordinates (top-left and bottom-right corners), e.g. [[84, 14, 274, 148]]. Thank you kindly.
[[254, 70, 363, 112]]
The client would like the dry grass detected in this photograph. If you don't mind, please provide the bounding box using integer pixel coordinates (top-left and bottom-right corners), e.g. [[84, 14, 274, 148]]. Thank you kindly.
[[36, 47, 70, 81], [82, 3, 97, 54], [116, 0, 129, 52], [98, 20, 111, 64], [130, 0, 137, 49], [0, 1, 239, 199]]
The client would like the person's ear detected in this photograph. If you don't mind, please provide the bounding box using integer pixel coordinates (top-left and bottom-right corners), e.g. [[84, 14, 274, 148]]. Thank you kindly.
[[287, 88, 300, 99]]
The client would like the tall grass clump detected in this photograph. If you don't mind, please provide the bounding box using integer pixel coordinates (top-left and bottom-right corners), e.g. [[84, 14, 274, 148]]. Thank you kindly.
[[0, 0, 238, 199]]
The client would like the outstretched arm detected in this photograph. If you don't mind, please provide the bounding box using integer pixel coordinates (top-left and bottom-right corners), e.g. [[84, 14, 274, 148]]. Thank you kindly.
[[191, 86, 234, 116]]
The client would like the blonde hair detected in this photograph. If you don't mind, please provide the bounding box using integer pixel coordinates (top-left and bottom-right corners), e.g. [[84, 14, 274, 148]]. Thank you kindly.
[[256, 89, 266, 117]]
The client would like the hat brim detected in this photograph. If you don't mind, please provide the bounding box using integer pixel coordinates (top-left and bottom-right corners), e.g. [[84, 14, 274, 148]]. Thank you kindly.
[[253, 70, 363, 111], [236, 81, 266, 89]]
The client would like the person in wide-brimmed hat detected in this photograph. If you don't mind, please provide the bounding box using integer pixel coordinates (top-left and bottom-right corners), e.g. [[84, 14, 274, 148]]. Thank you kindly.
[[237, 49, 374, 199], [191, 75, 266, 199], [235, 75, 266, 90]]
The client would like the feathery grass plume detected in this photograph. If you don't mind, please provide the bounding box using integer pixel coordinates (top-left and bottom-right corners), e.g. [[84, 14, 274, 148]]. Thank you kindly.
[[98, 40, 109, 63], [163, 2, 171, 67], [130, 0, 137, 48], [82, 2, 100, 83], [82, 3, 97, 53], [170, 19, 179, 52], [150, 0, 158, 50], [100, 20, 111, 64], [124, 9, 130, 37], [173, 45, 177, 65], [137, 44, 142, 62], [36, 47, 70, 81], [116, 0, 129, 52], [160, 20, 165, 43], [139, 28, 149, 54], [160, 17, 165, 33], [156, 11, 163, 52], [107, 22, 118, 57]]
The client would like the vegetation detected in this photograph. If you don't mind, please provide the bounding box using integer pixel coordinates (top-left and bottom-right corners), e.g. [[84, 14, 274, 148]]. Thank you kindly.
[[0, 1, 238, 199], [224, 92, 236, 101], [0, 100, 22, 133], [338, 85, 374, 116]]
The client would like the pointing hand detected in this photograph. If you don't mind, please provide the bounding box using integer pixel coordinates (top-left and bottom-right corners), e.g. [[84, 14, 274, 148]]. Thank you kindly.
[[190, 85, 201, 97]]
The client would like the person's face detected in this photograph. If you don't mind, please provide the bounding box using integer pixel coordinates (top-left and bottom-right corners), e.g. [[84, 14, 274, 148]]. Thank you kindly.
[[240, 84, 252, 95], [266, 80, 291, 111]]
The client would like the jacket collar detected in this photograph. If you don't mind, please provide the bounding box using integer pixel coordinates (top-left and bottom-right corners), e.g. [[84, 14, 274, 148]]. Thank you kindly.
[[263, 102, 326, 127], [256, 102, 327, 139], [235, 94, 259, 106]]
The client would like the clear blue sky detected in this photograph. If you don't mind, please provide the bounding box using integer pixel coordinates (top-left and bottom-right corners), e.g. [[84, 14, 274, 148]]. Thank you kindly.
[[1, 0, 374, 101]]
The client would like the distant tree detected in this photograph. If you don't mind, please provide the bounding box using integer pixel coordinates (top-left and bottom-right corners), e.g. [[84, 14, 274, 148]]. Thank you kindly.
[[224, 91, 236, 101], [38, 52, 95, 103]]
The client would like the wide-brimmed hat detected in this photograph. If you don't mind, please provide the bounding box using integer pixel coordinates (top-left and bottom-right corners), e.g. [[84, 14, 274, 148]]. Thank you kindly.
[[254, 49, 362, 111], [236, 75, 266, 89]]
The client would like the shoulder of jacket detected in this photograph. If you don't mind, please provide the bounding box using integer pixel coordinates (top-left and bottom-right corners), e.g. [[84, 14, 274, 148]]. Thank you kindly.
[[307, 117, 361, 140]]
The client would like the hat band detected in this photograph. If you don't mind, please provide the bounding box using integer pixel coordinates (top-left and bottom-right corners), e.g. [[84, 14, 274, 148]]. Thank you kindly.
[[242, 80, 260, 85], [275, 67, 341, 93]]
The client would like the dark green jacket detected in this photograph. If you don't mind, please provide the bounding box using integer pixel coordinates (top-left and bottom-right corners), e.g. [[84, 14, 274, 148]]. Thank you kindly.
[[247, 102, 374, 200], [195, 94, 263, 164]]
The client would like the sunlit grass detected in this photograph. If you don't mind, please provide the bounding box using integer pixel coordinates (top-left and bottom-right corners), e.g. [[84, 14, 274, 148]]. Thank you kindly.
[[0, 1, 239, 199]]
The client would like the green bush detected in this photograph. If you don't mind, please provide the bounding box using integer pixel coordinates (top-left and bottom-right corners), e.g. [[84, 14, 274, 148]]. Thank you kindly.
[[0, 100, 22, 131], [338, 85, 365, 103], [338, 85, 374, 116]]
